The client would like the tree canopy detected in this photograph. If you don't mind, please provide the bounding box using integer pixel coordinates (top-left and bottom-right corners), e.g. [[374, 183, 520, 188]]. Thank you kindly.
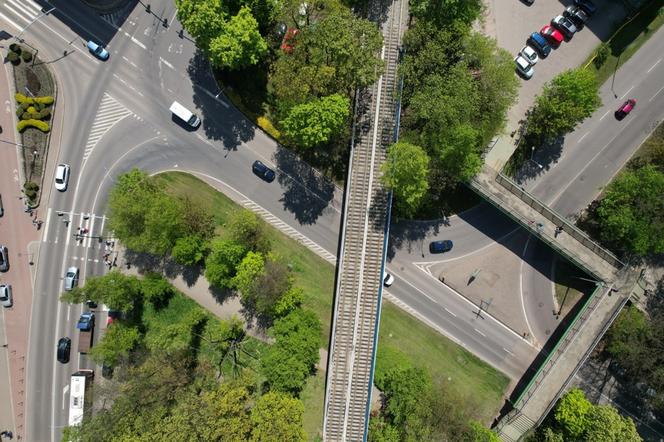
[[208, 6, 268, 70], [525, 68, 601, 144], [596, 165, 664, 256], [381, 142, 430, 216], [61, 271, 142, 313], [281, 94, 350, 148]]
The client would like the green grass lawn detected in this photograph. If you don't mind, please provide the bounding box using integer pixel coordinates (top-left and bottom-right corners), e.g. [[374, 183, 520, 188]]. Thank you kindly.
[[586, 1, 664, 85], [153, 171, 510, 437]]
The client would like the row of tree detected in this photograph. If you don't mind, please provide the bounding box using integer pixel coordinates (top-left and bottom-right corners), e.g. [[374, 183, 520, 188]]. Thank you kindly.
[[381, 3, 518, 216]]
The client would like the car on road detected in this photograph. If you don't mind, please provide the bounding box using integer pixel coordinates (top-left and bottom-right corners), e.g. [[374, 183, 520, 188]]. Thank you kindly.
[[540, 25, 564, 47], [57, 337, 71, 363], [252, 160, 276, 182], [573, 0, 597, 16], [552, 15, 578, 39], [87, 40, 109, 60], [77, 312, 95, 330], [520, 46, 539, 65], [429, 240, 453, 254], [615, 99, 636, 120], [0, 245, 8, 272], [54, 163, 70, 191], [528, 32, 551, 57], [0, 284, 12, 308], [383, 273, 394, 287], [64, 266, 79, 291], [514, 55, 535, 79], [564, 6, 589, 28]]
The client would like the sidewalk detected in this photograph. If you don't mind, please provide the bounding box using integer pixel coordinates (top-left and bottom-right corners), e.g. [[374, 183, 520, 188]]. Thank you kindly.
[[0, 47, 43, 439]]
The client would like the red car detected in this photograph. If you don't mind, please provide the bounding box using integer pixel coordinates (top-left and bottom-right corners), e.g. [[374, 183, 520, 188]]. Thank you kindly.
[[540, 25, 564, 47], [615, 99, 636, 119]]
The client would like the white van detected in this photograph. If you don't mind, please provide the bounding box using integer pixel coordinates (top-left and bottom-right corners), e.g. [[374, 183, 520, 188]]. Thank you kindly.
[[169, 101, 201, 128]]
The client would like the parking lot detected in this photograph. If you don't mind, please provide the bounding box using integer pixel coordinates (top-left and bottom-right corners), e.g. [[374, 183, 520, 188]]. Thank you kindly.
[[481, 0, 636, 125]]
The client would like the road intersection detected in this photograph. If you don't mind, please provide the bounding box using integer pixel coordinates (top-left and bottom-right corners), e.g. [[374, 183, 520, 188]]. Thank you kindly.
[[0, 0, 659, 439]]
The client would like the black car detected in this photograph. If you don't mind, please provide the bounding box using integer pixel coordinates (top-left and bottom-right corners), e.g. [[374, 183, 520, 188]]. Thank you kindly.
[[252, 160, 276, 182], [429, 240, 454, 254], [57, 337, 71, 363], [573, 0, 597, 16], [564, 6, 589, 28]]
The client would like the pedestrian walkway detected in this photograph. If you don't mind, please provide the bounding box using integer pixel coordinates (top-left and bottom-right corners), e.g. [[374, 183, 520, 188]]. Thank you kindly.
[[0, 0, 42, 32]]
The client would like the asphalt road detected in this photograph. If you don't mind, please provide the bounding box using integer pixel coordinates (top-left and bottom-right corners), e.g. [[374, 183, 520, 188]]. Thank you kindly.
[[3, 0, 660, 440]]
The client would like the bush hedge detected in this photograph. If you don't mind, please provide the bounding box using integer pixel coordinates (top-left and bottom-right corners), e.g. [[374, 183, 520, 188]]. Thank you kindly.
[[21, 51, 32, 63], [9, 43, 21, 53], [15, 93, 54, 105], [17, 119, 50, 133], [6, 52, 19, 64]]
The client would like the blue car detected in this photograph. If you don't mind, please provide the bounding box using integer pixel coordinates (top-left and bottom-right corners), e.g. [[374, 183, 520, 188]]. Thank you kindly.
[[252, 160, 276, 182], [528, 32, 551, 58], [429, 240, 453, 254], [87, 40, 109, 60]]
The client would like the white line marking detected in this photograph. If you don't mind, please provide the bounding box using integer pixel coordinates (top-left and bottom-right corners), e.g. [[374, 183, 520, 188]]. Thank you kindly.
[[620, 85, 634, 100], [159, 57, 174, 70], [503, 347, 515, 356], [577, 132, 589, 144], [598, 110, 611, 121], [647, 58, 661, 73], [444, 307, 457, 317], [62, 385, 69, 410], [474, 328, 486, 337], [0, 12, 23, 30], [650, 85, 664, 102], [43, 207, 52, 242]]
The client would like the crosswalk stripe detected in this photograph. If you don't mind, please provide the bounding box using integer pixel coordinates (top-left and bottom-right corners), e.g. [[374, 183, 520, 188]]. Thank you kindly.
[[82, 93, 132, 162]]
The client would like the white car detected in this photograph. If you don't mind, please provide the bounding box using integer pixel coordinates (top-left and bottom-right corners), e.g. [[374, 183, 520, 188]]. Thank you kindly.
[[383, 273, 394, 287], [0, 284, 12, 308], [520, 45, 538, 65], [515, 55, 534, 79], [54, 163, 70, 191], [64, 266, 79, 291]]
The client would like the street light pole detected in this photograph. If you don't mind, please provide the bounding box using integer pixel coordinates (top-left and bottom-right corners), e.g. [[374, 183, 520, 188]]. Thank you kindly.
[[15, 6, 55, 42]]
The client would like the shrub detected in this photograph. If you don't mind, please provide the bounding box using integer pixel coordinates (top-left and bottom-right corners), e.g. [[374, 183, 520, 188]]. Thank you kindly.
[[16, 102, 30, 117], [257, 116, 281, 140], [21, 112, 40, 120], [15, 93, 29, 103], [9, 43, 20, 53], [24, 181, 39, 192], [38, 108, 51, 120], [27, 106, 37, 113], [34, 96, 54, 105], [21, 51, 32, 63], [17, 119, 50, 132], [6, 52, 19, 64], [594, 43, 610, 69]]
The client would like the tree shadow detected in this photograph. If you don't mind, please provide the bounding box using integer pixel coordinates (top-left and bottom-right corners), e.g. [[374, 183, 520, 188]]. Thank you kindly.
[[274, 146, 336, 225], [123, 249, 202, 285], [387, 217, 446, 261], [513, 136, 565, 184], [186, 50, 256, 153]]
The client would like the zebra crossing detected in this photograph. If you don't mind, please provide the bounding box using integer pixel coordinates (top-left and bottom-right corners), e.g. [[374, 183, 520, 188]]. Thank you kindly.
[[99, 1, 136, 30], [0, 0, 42, 30], [83, 93, 133, 162], [242, 200, 338, 264]]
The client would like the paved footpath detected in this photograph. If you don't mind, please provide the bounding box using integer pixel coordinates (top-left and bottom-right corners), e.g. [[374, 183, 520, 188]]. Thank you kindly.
[[0, 44, 45, 439]]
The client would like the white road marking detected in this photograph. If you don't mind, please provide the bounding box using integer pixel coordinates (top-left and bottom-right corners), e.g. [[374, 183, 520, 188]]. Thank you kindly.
[[159, 57, 175, 70], [43, 207, 52, 242], [444, 307, 457, 317], [0, 12, 24, 29], [474, 328, 486, 337], [62, 385, 69, 410], [598, 110, 611, 121], [197, 84, 230, 108], [577, 132, 589, 144], [646, 58, 661, 73], [650, 85, 664, 102], [620, 85, 634, 100], [503, 347, 515, 356]]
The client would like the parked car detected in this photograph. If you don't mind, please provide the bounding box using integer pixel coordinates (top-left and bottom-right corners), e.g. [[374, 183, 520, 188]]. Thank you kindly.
[[57, 337, 71, 363], [528, 32, 551, 57], [520, 45, 539, 65], [383, 273, 394, 287], [540, 25, 564, 47], [87, 40, 109, 60], [280, 28, 299, 54], [0, 245, 8, 272], [64, 266, 79, 291], [252, 160, 276, 182], [615, 99, 636, 120], [573, 0, 597, 16], [0, 284, 12, 308], [564, 6, 589, 28], [552, 15, 578, 39], [429, 240, 453, 254], [54, 163, 70, 191], [514, 55, 535, 79]]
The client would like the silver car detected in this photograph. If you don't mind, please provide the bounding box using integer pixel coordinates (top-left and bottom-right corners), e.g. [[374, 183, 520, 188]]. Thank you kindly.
[[0, 284, 12, 308], [0, 246, 8, 272], [64, 267, 79, 291]]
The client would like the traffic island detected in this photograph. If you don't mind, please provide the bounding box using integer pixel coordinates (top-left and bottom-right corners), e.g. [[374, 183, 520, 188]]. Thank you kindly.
[[5, 42, 56, 209]]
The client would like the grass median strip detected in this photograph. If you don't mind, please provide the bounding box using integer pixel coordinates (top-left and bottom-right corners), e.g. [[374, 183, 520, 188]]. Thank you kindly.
[[154, 171, 510, 437]]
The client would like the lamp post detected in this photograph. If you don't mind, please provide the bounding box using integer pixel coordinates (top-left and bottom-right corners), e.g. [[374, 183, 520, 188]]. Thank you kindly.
[[530, 146, 543, 170]]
